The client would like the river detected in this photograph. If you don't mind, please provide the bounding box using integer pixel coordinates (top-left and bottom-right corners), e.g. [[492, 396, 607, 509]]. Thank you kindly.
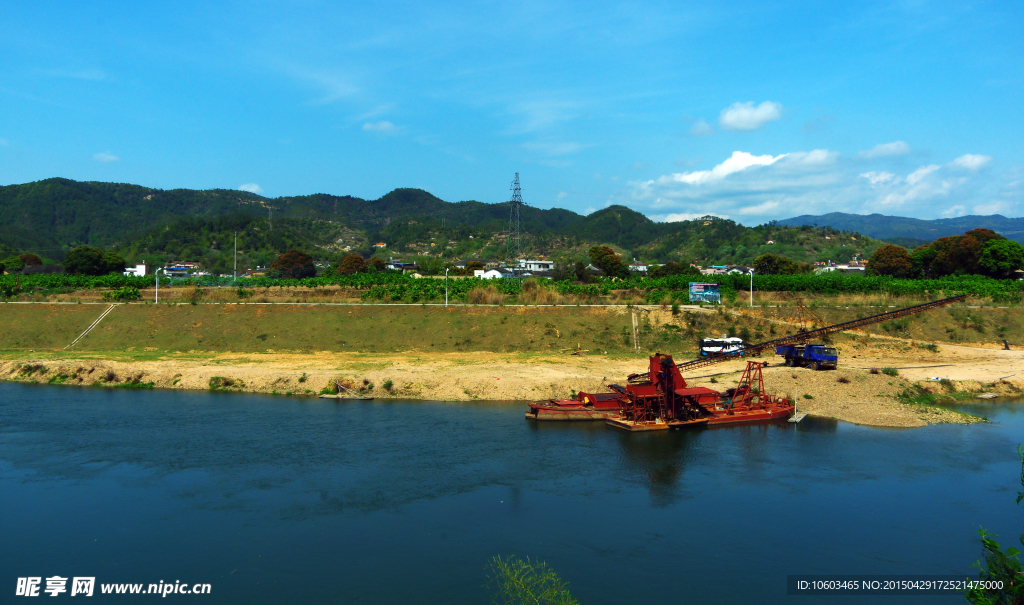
[[2, 382, 1022, 603]]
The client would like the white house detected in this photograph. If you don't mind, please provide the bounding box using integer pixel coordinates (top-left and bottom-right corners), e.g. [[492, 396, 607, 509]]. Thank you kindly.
[[123, 263, 146, 277], [516, 259, 554, 272], [475, 269, 515, 279]]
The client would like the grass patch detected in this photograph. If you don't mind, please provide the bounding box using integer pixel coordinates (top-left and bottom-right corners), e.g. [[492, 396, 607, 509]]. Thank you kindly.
[[209, 376, 245, 390]]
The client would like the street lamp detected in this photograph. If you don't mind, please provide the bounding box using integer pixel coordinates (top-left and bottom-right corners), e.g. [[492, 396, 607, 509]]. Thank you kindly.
[[445, 268, 450, 307], [748, 269, 754, 308], [155, 267, 165, 303]]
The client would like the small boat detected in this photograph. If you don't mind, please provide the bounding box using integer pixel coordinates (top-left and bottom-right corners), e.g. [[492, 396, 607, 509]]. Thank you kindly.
[[526, 391, 623, 421]]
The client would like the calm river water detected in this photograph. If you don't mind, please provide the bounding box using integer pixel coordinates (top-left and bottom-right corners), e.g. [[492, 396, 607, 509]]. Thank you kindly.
[[2, 382, 1022, 604]]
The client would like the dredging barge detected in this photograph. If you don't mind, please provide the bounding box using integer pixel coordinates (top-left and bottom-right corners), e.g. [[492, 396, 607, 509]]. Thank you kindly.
[[526, 295, 968, 432], [526, 354, 793, 431]]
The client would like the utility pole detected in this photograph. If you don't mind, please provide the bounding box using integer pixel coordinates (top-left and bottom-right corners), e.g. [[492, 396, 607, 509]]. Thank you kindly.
[[233, 232, 237, 282], [155, 267, 164, 303], [445, 268, 449, 307], [749, 269, 754, 307], [506, 173, 524, 278]]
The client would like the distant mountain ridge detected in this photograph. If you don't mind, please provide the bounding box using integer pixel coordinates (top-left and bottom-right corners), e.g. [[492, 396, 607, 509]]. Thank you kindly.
[[0, 178, 889, 268], [777, 212, 1024, 245]]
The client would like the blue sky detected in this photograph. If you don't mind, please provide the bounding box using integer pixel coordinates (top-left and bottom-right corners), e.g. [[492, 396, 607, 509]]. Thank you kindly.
[[1, 1, 1021, 224]]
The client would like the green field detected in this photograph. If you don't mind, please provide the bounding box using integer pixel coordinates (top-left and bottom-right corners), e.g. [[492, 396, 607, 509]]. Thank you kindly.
[[1, 301, 1019, 359], [0, 303, 661, 354]]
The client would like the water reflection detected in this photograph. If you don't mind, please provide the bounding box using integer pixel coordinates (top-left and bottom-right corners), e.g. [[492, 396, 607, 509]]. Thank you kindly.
[[615, 430, 702, 506], [796, 415, 839, 433]]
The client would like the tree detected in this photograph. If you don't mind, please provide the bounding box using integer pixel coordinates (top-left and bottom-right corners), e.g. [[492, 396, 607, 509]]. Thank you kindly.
[[867, 244, 913, 277], [366, 257, 386, 272], [465, 260, 485, 272], [102, 251, 126, 275], [1, 256, 25, 273], [588, 246, 627, 278], [64, 246, 106, 276], [753, 253, 798, 275], [336, 253, 366, 275], [650, 261, 701, 278], [979, 239, 1024, 279], [911, 245, 939, 278], [573, 261, 591, 283], [269, 249, 315, 279], [913, 229, 1008, 277], [18, 253, 42, 266]]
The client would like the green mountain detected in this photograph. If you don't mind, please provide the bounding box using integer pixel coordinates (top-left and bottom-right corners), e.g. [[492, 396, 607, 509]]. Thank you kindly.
[[778, 212, 1024, 245], [0, 178, 890, 270]]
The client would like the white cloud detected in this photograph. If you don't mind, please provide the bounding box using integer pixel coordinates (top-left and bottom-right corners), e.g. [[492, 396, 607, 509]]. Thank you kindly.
[[557, 191, 568, 201], [718, 101, 782, 131], [92, 152, 119, 163], [859, 171, 897, 186], [238, 183, 265, 195], [658, 151, 785, 185], [905, 165, 940, 185], [363, 121, 396, 133], [662, 212, 729, 222], [506, 100, 578, 134], [952, 154, 992, 170], [737, 201, 779, 215], [688, 118, 715, 137], [783, 149, 837, 165], [622, 148, 1014, 225], [859, 141, 911, 159], [972, 201, 1011, 215]]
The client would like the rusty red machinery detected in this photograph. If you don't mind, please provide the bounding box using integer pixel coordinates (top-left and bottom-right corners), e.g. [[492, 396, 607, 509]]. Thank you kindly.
[[526, 354, 793, 431], [526, 295, 968, 431]]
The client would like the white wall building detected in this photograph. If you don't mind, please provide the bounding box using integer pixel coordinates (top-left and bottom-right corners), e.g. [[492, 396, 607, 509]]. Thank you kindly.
[[476, 269, 514, 279], [516, 259, 554, 272], [123, 263, 146, 277]]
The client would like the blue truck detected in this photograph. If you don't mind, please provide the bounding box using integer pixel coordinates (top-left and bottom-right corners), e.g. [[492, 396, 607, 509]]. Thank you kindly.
[[775, 343, 838, 370]]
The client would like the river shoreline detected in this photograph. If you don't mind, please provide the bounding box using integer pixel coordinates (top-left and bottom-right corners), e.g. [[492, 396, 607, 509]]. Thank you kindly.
[[3, 341, 1018, 427]]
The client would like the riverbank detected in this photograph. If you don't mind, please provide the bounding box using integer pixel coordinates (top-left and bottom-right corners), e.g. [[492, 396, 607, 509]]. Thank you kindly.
[[2, 302, 1020, 427], [2, 339, 1017, 427]]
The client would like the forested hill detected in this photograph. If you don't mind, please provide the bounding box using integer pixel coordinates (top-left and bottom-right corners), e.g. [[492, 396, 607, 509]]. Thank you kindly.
[[778, 212, 1024, 246], [0, 178, 582, 251], [2, 178, 891, 267]]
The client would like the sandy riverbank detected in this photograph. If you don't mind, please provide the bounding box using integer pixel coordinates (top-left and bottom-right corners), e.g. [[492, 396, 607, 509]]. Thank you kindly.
[[2, 338, 1021, 428]]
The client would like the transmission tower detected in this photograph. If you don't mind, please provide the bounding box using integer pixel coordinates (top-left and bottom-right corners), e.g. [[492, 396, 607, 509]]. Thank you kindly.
[[506, 173, 524, 271]]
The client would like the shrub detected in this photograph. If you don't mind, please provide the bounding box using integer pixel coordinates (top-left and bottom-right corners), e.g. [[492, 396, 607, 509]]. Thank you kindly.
[[383, 379, 393, 391], [870, 368, 880, 375], [803, 394, 814, 399], [837, 376, 851, 384], [103, 285, 141, 301], [881, 367, 899, 377]]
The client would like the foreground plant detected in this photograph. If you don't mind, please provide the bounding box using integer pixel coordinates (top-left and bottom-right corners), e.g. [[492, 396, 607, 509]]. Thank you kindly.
[[966, 445, 1024, 604], [487, 555, 578, 605]]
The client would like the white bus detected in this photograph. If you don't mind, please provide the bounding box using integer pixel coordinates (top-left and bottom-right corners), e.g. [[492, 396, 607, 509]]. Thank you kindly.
[[699, 337, 746, 357]]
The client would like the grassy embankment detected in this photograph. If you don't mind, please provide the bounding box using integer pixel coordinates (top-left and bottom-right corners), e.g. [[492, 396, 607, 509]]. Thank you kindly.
[[0, 299, 1019, 424]]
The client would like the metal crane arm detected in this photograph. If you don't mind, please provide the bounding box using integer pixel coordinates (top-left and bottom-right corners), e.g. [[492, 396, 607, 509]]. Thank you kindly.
[[675, 295, 966, 373]]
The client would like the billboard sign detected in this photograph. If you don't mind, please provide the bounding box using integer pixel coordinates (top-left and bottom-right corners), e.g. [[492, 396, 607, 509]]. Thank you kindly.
[[689, 282, 721, 304]]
